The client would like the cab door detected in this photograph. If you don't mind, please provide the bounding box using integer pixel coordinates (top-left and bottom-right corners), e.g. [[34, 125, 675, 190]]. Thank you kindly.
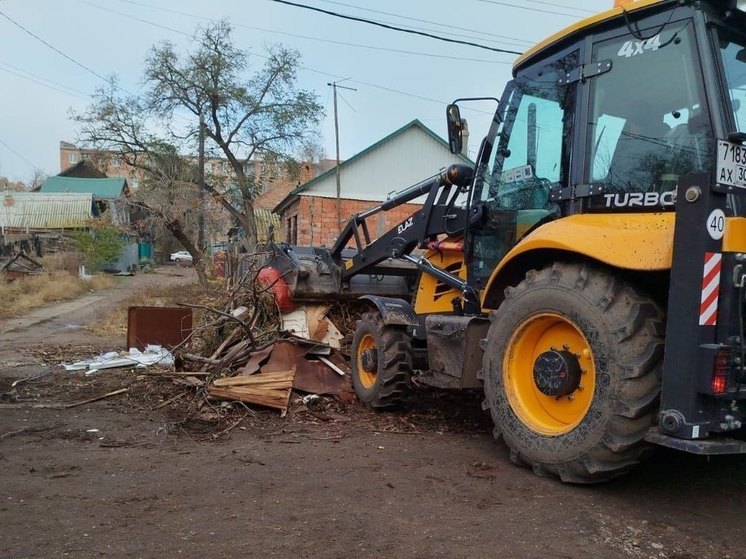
[[468, 48, 580, 289]]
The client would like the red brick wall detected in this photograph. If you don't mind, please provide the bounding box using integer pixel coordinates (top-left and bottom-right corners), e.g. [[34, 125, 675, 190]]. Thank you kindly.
[[280, 195, 421, 247]]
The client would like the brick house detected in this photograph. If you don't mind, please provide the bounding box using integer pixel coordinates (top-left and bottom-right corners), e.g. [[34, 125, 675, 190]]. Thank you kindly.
[[274, 120, 471, 247]]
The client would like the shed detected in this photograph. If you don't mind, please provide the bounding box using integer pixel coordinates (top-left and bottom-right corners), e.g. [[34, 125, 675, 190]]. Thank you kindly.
[[0, 191, 98, 234], [39, 176, 130, 225], [274, 120, 471, 247]]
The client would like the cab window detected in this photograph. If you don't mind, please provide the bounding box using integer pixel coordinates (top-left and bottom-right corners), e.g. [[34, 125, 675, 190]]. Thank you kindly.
[[483, 51, 577, 211], [587, 22, 714, 207]]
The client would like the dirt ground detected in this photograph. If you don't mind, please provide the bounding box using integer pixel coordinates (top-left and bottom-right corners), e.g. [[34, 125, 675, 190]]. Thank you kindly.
[[1, 267, 746, 559]]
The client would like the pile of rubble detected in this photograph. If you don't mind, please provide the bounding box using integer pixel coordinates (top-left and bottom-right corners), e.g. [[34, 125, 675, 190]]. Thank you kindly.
[[136, 264, 364, 417], [52, 261, 365, 424]]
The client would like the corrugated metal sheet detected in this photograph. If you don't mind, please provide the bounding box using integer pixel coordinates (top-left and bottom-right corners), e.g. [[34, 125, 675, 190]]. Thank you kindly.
[[40, 176, 127, 200], [298, 124, 467, 203], [0, 191, 97, 232], [255, 207, 281, 243]]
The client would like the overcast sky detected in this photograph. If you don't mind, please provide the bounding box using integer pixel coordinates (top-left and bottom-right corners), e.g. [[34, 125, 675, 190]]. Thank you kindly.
[[0, 0, 602, 182]]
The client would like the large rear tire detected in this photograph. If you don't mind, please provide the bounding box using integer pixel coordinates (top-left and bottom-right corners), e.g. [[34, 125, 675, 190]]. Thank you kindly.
[[481, 262, 664, 483], [351, 311, 413, 409]]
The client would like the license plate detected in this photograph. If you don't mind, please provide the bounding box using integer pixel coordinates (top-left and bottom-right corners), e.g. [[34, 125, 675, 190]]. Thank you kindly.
[[717, 140, 746, 190]]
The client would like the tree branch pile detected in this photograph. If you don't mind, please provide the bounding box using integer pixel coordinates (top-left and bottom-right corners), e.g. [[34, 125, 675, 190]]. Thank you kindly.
[[155, 257, 357, 420]]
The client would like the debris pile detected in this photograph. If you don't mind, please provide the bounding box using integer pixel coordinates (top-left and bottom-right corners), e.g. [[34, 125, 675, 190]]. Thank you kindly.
[[53, 260, 363, 423], [164, 263, 361, 416], [1, 252, 43, 280]]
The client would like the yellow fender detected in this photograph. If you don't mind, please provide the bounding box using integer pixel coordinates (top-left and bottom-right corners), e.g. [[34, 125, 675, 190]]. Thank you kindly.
[[482, 213, 676, 308]]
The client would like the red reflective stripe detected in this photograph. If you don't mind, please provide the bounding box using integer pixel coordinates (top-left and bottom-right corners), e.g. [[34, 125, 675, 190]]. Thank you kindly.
[[699, 252, 721, 326]]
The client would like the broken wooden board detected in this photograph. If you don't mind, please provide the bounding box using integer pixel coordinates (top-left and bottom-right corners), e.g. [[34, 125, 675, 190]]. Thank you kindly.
[[207, 368, 295, 414]]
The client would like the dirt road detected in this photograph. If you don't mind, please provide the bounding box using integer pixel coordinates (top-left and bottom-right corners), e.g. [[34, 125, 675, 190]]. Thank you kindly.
[[1, 268, 745, 558]]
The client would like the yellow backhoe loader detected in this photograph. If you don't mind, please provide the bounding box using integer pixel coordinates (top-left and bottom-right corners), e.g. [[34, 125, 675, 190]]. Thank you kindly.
[[264, 0, 746, 482]]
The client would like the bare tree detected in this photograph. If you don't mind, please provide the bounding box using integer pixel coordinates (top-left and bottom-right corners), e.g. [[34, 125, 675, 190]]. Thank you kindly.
[[74, 20, 323, 283], [145, 20, 322, 249]]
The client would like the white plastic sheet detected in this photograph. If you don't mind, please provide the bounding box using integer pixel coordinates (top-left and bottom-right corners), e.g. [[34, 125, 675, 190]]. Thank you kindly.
[[63, 345, 174, 375]]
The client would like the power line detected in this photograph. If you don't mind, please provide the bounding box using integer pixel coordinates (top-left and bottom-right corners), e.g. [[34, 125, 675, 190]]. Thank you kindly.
[[0, 65, 88, 99], [0, 136, 44, 173], [105, 0, 512, 64], [91, 1, 471, 111], [473, 0, 584, 18], [0, 60, 90, 98], [5, 0, 480, 118], [268, 0, 523, 55], [0, 9, 112, 84], [1, 0, 495, 147], [521, 0, 595, 14], [81, 1, 191, 37], [310, 0, 536, 46]]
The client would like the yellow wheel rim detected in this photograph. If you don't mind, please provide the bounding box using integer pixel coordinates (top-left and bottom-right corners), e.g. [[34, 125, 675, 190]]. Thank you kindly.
[[357, 333, 377, 389], [503, 313, 596, 436]]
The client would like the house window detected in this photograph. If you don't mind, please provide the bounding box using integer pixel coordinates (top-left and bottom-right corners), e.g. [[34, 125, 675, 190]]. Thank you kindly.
[[286, 215, 298, 244], [68, 152, 78, 164], [112, 156, 121, 167]]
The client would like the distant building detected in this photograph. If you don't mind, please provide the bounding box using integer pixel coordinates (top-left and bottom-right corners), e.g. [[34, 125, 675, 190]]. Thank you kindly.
[[58, 159, 108, 179], [60, 141, 141, 189], [274, 120, 471, 247], [1, 191, 98, 234], [0, 191, 99, 257], [58, 141, 336, 210], [39, 176, 130, 226]]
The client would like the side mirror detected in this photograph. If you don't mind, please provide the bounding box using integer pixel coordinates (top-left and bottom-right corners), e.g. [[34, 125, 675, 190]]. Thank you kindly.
[[446, 103, 464, 155]]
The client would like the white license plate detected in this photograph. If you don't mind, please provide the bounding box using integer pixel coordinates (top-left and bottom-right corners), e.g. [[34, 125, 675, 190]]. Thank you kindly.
[[717, 140, 746, 189]]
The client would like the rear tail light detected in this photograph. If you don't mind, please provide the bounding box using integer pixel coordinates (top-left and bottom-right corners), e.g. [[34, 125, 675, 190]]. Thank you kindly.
[[711, 348, 732, 395]]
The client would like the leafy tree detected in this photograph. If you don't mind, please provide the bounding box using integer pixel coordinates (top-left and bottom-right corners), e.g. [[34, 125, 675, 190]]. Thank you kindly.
[[72, 222, 125, 270], [75, 20, 323, 285]]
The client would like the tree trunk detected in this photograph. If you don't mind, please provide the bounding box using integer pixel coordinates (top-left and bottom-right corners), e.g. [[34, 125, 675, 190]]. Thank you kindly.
[[192, 254, 209, 288], [166, 219, 208, 288]]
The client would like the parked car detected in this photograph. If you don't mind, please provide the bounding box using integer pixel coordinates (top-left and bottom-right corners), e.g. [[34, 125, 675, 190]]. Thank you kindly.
[[170, 250, 193, 263]]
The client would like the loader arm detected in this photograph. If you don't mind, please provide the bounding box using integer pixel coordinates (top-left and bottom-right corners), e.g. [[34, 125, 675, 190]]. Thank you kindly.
[[331, 164, 477, 282], [262, 163, 477, 306]]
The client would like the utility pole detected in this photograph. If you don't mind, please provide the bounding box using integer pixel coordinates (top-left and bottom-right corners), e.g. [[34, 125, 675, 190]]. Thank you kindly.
[[197, 111, 206, 252], [327, 81, 356, 233]]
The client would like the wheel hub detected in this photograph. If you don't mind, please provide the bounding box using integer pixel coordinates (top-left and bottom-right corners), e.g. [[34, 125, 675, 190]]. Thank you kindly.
[[533, 349, 582, 397], [361, 349, 378, 372]]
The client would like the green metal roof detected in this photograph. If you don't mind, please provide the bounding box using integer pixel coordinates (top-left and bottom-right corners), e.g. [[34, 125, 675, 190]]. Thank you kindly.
[[40, 176, 128, 200], [274, 119, 472, 213]]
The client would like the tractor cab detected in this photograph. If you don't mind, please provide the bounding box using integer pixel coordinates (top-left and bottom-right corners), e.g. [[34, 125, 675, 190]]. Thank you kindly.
[[447, 0, 746, 463], [450, 0, 746, 291]]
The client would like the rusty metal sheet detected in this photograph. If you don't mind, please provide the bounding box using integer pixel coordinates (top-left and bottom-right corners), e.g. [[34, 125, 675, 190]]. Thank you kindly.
[[260, 342, 297, 374], [240, 344, 274, 375], [293, 356, 353, 397], [127, 306, 193, 350], [261, 341, 353, 397]]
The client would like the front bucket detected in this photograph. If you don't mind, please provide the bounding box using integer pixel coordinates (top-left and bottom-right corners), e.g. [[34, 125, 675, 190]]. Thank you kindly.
[[262, 243, 412, 304]]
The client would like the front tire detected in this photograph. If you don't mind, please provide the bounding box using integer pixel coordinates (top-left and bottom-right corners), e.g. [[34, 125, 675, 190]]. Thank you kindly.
[[481, 262, 664, 483], [351, 311, 413, 409]]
